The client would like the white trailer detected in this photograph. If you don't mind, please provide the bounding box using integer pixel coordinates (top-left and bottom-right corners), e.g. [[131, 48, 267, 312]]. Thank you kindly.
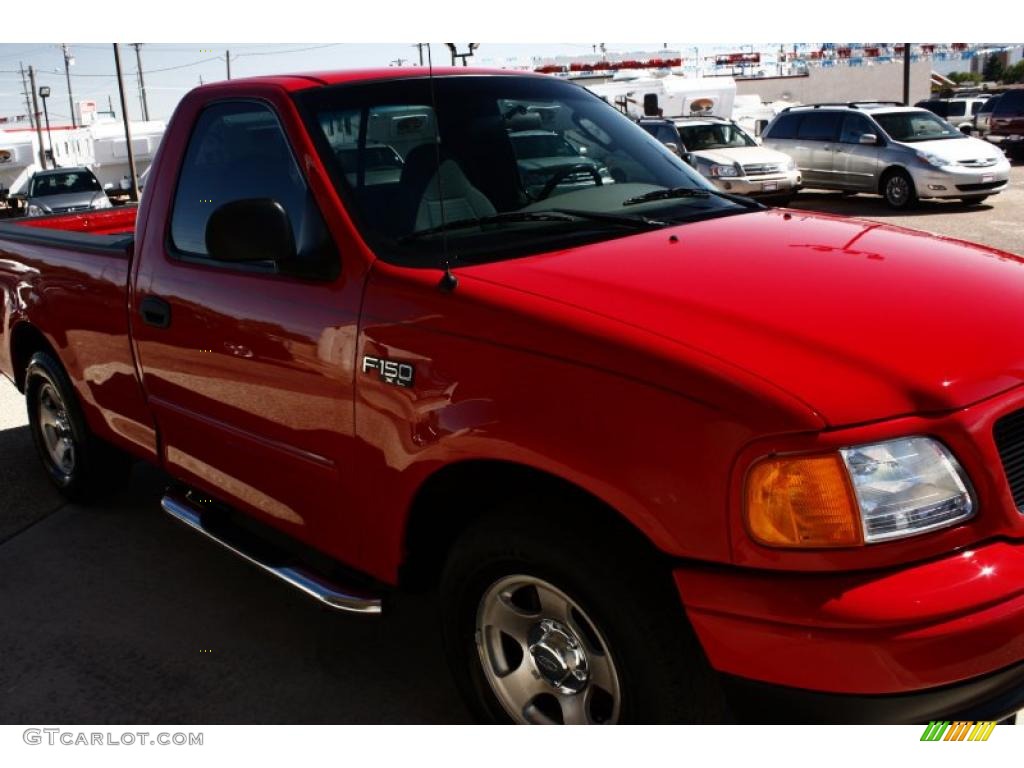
[[586, 75, 737, 120]]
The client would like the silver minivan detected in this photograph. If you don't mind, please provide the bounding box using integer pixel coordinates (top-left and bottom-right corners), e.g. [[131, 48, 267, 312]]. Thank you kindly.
[[762, 103, 1011, 209]]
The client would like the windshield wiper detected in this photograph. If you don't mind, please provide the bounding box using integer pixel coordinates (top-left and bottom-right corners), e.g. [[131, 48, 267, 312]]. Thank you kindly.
[[548, 208, 672, 229], [400, 208, 669, 243], [622, 186, 765, 210], [399, 211, 580, 242]]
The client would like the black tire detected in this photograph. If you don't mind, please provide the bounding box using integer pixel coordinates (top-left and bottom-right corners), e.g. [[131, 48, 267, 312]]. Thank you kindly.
[[958, 196, 989, 206], [440, 503, 727, 724], [25, 351, 131, 502], [881, 168, 917, 210]]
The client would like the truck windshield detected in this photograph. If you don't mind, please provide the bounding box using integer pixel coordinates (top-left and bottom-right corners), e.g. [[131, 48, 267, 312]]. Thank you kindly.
[[677, 123, 756, 150], [30, 171, 101, 197], [872, 110, 965, 142], [296, 75, 745, 265]]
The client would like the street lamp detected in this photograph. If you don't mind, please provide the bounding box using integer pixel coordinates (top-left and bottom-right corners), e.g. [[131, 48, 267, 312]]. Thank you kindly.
[[38, 85, 53, 165]]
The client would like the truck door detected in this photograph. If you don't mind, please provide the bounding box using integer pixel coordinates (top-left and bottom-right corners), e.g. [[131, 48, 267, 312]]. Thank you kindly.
[[131, 94, 364, 552]]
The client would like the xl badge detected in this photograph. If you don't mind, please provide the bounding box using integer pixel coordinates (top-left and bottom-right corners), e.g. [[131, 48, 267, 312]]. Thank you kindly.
[[362, 355, 415, 388]]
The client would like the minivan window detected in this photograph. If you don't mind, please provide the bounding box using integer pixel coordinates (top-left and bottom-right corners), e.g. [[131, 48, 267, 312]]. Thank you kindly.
[[797, 112, 841, 142], [839, 114, 875, 144], [765, 113, 801, 140]]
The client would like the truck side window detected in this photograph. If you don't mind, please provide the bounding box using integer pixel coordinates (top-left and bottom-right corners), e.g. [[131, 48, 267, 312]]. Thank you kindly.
[[170, 101, 337, 280]]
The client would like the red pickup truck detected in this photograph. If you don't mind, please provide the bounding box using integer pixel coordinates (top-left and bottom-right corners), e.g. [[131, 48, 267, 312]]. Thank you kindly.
[[4, 68, 1024, 725]]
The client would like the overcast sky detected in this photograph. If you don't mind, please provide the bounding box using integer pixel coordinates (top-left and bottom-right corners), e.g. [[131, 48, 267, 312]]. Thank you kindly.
[[0, 43, 764, 124]]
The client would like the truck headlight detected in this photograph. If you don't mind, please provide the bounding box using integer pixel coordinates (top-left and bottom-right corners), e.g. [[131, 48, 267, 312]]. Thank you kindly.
[[745, 437, 974, 547], [709, 163, 740, 178]]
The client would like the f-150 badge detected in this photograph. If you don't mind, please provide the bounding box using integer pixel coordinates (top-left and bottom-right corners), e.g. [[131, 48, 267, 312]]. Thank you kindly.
[[362, 355, 415, 388]]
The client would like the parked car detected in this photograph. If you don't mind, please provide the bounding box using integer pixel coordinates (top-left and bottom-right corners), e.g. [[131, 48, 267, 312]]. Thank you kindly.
[[7, 70, 1024, 725], [508, 128, 613, 197], [987, 89, 1024, 161], [915, 97, 987, 134], [21, 167, 112, 217], [975, 94, 1003, 138], [763, 103, 1011, 208], [638, 116, 801, 203]]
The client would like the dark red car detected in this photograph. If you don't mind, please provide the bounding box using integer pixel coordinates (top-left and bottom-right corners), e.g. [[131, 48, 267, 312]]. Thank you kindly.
[[3, 69, 1024, 724]]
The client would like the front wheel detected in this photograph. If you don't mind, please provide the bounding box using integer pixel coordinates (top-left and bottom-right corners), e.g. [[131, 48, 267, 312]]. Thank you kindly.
[[440, 508, 726, 724], [882, 169, 917, 209]]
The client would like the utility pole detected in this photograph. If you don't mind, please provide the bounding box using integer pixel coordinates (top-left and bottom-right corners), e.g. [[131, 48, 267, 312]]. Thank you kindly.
[[226, 50, 231, 80], [62, 44, 76, 128], [391, 58, 408, 67], [113, 44, 139, 202], [107, 95, 115, 118], [28, 67, 46, 169], [445, 43, 479, 67], [132, 43, 149, 122], [902, 42, 912, 105], [19, 62, 35, 128], [414, 43, 426, 66]]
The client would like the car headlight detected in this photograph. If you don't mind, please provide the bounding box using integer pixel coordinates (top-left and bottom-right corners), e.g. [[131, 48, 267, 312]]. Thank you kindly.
[[26, 204, 48, 217], [916, 151, 951, 169], [709, 163, 740, 178], [93, 195, 112, 209], [745, 437, 974, 548]]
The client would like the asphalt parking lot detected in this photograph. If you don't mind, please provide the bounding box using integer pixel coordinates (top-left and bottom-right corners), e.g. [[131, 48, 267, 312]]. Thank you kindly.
[[0, 160, 1022, 724]]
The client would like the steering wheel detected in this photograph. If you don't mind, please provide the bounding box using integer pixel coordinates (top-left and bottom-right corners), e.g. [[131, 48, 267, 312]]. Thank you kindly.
[[536, 164, 603, 201]]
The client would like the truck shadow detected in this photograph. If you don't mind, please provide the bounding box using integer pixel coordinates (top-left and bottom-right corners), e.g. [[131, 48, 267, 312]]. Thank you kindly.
[[0, 436, 469, 723]]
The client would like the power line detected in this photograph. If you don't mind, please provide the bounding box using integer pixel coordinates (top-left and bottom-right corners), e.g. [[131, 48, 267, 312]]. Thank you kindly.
[[232, 43, 346, 59]]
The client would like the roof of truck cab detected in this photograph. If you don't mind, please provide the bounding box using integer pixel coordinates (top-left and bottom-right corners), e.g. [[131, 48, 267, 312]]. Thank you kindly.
[[194, 67, 543, 93]]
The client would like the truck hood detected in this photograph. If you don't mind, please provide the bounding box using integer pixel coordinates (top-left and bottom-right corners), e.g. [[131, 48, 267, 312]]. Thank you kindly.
[[691, 145, 792, 169], [464, 209, 1024, 427]]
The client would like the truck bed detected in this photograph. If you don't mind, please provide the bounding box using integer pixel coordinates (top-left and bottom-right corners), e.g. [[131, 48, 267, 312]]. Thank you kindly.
[[0, 206, 136, 255]]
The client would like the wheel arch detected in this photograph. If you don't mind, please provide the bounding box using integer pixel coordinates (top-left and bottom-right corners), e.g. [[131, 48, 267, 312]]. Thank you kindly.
[[877, 163, 914, 196], [9, 321, 59, 393], [399, 459, 668, 591]]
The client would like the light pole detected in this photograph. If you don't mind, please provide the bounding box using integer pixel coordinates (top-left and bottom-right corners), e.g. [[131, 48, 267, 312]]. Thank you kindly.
[[62, 44, 76, 128], [39, 85, 53, 166]]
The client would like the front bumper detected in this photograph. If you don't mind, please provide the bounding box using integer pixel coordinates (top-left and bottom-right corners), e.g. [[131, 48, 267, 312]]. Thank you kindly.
[[722, 659, 1024, 724], [675, 538, 1024, 707], [708, 170, 802, 197], [909, 162, 1011, 198]]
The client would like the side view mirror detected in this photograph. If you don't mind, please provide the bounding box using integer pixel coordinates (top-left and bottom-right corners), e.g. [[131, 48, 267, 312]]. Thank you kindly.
[[681, 151, 695, 167], [663, 141, 681, 156], [859, 133, 879, 145], [205, 198, 296, 265]]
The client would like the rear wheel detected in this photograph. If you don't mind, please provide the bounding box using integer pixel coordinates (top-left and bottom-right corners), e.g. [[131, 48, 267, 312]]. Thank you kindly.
[[440, 505, 726, 724], [25, 352, 131, 501], [881, 169, 917, 209]]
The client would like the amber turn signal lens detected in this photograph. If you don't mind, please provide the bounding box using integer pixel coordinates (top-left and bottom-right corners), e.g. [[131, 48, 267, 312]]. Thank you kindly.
[[744, 453, 863, 548]]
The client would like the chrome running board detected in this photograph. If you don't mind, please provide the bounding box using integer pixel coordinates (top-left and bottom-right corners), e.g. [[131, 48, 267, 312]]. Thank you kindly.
[[161, 492, 382, 615]]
